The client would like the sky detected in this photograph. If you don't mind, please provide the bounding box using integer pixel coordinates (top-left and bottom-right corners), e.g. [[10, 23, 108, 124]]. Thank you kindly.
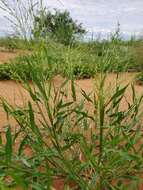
[[0, 0, 143, 39]]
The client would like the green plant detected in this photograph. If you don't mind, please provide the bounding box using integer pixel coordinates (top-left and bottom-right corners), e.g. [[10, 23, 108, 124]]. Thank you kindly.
[[0, 61, 143, 189], [33, 9, 86, 45], [0, 61, 36, 81], [0, 64, 11, 80], [0, 49, 56, 81], [0, 37, 35, 51], [135, 72, 143, 85], [0, 40, 138, 81]]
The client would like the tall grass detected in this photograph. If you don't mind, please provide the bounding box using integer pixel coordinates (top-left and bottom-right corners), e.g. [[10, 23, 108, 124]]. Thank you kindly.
[[0, 52, 143, 189]]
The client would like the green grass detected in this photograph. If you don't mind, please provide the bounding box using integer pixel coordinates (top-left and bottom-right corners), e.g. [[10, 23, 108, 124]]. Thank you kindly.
[[0, 37, 35, 51], [0, 58, 143, 189], [0, 38, 143, 189], [0, 38, 142, 81]]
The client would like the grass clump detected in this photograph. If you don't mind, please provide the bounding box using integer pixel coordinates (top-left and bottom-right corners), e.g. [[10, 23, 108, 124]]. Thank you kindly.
[[0, 61, 143, 189], [0, 61, 35, 81], [0, 64, 11, 80], [0, 49, 56, 81], [71, 62, 95, 79]]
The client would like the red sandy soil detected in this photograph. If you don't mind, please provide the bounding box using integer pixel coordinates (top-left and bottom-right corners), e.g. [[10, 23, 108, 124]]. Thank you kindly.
[[0, 51, 20, 64], [0, 50, 29, 64], [1, 72, 143, 128], [0, 51, 143, 189]]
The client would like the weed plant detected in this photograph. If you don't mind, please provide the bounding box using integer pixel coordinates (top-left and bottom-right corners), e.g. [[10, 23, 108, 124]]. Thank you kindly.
[[0, 53, 143, 189]]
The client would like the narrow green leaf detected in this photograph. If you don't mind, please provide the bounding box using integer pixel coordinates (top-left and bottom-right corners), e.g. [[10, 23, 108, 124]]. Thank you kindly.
[[81, 89, 93, 103], [59, 101, 73, 109], [28, 102, 42, 141], [0, 134, 2, 145], [107, 85, 128, 106], [71, 79, 76, 101], [18, 135, 28, 156], [5, 126, 12, 164]]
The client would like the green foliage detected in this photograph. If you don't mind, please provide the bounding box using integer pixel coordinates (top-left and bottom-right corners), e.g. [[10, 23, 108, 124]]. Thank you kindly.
[[0, 37, 36, 51], [0, 61, 33, 81], [33, 9, 86, 45], [0, 37, 17, 51], [0, 64, 11, 80], [71, 63, 95, 79], [135, 72, 143, 85], [0, 65, 143, 189], [132, 42, 143, 71], [0, 51, 56, 81], [0, 38, 142, 81]]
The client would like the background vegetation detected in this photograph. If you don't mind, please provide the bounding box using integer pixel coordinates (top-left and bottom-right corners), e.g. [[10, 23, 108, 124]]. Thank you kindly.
[[33, 9, 86, 45], [0, 37, 143, 80]]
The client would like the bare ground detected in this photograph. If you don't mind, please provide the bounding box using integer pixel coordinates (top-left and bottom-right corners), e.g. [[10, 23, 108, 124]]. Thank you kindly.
[[0, 50, 29, 64], [0, 72, 143, 130], [0, 51, 20, 64]]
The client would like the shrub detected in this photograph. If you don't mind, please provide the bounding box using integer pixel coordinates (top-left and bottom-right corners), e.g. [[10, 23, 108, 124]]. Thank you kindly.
[[133, 43, 143, 71], [0, 61, 34, 81], [0, 64, 11, 80], [0, 52, 56, 81], [61, 62, 96, 79], [33, 9, 86, 45]]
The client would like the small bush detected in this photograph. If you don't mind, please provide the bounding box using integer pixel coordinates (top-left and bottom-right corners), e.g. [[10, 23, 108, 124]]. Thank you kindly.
[[72, 63, 95, 78], [61, 62, 96, 79], [0, 57, 51, 81], [0, 61, 34, 81]]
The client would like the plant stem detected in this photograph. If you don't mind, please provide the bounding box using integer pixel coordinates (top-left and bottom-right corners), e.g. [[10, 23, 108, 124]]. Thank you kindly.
[[98, 74, 105, 189]]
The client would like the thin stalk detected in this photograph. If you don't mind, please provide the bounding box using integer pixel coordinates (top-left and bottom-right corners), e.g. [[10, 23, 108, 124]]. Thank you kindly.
[[98, 73, 106, 190], [98, 94, 105, 164], [98, 74, 106, 164]]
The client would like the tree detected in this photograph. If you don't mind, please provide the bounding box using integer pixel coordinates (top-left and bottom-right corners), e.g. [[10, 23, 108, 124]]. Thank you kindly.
[[32, 9, 86, 45]]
